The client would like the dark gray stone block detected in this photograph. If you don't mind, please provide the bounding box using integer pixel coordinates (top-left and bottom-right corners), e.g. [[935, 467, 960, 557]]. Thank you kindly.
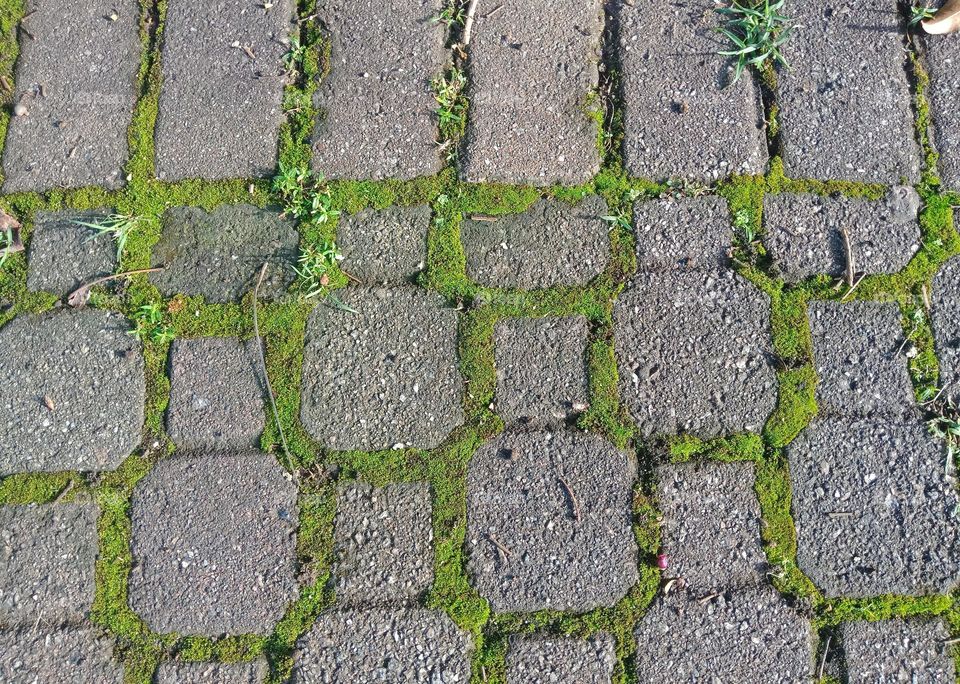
[[336, 206, 430, 285], [787, 416, 960, 597], [333, 483, 433, 605], [312, 0, 446, 180], [1, 0, 140, 192], [777, 0, 921, 183], [150, 205, 298, 303], [0, 310, 145, 475], [0, 504, 98, 625], [0, 627, 122, 683], [460, 0, 603, 185], [300, 287, 463, 451], [166, 338, 264, 450], [292, 608, 472, 682], [617, 0, 767, 181], [26, 210, 117, 296], [763, 188, 921, 282], [808, 301, 915, 418], [842, 619, 954, 683], [632, 196, 732, 272], [155, 660, 268, 684], [155, 0, 292, 181], [129, 451, 298, 635], [506, 635, 615, 684], [932, 256, 960, 393], [460, 196, 610, 289], [925, 34, 960, 189], [466, 429, 637, 612]]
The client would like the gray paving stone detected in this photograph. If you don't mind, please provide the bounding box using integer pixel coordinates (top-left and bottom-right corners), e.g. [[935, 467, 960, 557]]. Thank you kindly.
[[0, 626, 122, 683], [617, 0, 767, 181], [154, 0, 292, 181], [336, 206, 430, 285], [656, 462, 767, 591], [0, 310, 145, 475], [332, 483, 433, 605], [932, 256, 960, 393], [300, 287, 463, 451], [150, 204, 298, 303], [0, 0, 140, 192], [808, 301, 915, 418], [26, 210, 116, 296], [777, 0, 921, 184], [292, 608, 472, 682], [763, 188, 922, 282], [460, 0, 603, 185], [155, 660, 268, 684], [634, 586, 813, 682], [614, 270, 776, 437], [842, 619, 954, 683], [166, 338, 265, 450], [494, 316, 589, 424], [312, 0, 446, 180], [925, 34, 960, 189], [129, 451, 298, 635], [787, 416, 960, 597], [506, 635, 615, 684], [466, 429, 637, 612], [632, 196, 732, 272], [0, 504, 98, 625], [460, 196, 610, 289]]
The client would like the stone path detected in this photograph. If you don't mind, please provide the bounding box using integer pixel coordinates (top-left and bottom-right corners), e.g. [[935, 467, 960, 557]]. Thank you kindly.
[[1, 0, 960, 682]]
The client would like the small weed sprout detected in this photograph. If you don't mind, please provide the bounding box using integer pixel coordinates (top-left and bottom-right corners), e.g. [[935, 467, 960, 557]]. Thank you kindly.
[[925, 394, 960, 477], [717, 0, 793, 84], [432, 68, 468, 142], [0, 228, 16, 268], [431, 4, 465, 26], [131, 303, 175, 345], [734, 208, 756, 244], [272, 162, 341, 228], [294, 242, 344, 299], [601, 213, 632, 232], [282, 36, 307, 74], [909, 2, 937, 26], [72, 213, 142, 261]]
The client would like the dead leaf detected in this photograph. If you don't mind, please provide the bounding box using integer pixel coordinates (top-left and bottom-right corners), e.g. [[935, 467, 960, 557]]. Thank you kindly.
[[923, 0, 960, 34], [42, 395, 55, 411], [66, 267, 165, 309], [167, 298, 186, 314]]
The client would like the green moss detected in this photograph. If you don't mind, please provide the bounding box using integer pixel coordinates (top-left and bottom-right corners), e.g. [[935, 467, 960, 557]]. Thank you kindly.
[[764, 365, 818, 448]]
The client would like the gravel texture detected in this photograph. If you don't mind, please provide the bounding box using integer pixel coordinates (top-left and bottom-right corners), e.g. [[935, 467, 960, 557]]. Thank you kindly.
[[0, 627, 122, 682], [777, 0, 921, 183], [332, 483, 433, 606], [312, 0, 446, 180], [0, 504, 98, 625], [924, 34, 960, 189], [932, 256, 960, 393], [26, 210, 116, 296], [506, 635, 615, 684], [150, 204, 298, 303], [0, 310, 145, 475], [300, 287, 463, 451], [460, 196, 610, 289], [763, 188, 922, 282], [841, 619, 955, 683], [494, 316, 589, 424], [0, 0, 140, 192], [616, 0, 767, 181], [632, 197, 733, 272], [155, 660, 269, 684], [787, 416, 960, 597], [166, 338, 265, 450], [336, 205, 431, 284], [128, 451, 298, 635], [460, 0, 603, 185], [292, 608, 472, 682], [466, 429, 637, 612], [154, 0, 291, 181]]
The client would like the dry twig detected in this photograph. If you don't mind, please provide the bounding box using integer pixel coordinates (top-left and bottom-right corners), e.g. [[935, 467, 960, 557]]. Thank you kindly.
[[66, 267, 164, 308], [557, 474, 581, 522], [817, 636, 831, 680], [463, 0, 480, 46], [487, 533, 512, 560]]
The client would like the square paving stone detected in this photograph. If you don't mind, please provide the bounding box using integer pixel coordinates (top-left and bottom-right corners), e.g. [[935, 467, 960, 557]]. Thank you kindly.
[[154, 0, 292, 181], [300, 287, 463, 451], [332, 483, 433, 606], [656, 462, 767, 591], [494, 316, 589, 424], [614, 269, 777, 437], [632, 196, 733, 272], [166, 338, 265, 450], [292, 608, 472, 682], [460, 0, 603, 186], [0, 627, 122, 683], [0, 504, 98, 625], [149, 205, 298, 303], [777, 0, 921, 184], [925, 34, 960, 189], [336, 206, 430, 285], [763, 188, 921, 282], [129, 451, 298, 635], [0, 310, 145, 475], [932, 256, 960, 393], [460, 196, 611, 289], [0, 0, 140, 192], [466, 429, 637, 613], [155, 660, 268, 684], [808, 301, 916, 418], [311, 0, 447, 180], [842, 619, 954, 683], [616, 0, 767, 181], [506, 635, 615, 684], [787, 416, 960, 597], [26, 210, 117, 297]]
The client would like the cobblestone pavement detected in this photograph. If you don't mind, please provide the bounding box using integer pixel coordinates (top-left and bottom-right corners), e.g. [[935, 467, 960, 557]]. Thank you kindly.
[[1, 0, 960, 682]]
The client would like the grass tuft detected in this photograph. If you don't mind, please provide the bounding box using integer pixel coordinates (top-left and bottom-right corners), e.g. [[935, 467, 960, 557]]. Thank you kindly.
[[716, 0, 793, 84]]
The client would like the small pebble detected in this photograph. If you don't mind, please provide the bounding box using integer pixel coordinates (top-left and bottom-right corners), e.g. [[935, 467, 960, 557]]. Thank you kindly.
[[13, 103, 28, 117]]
